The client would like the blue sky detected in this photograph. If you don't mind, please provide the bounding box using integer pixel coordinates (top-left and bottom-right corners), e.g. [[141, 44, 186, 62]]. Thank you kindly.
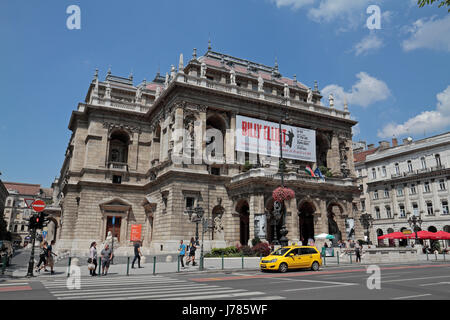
[[0, 0, 449, 187]]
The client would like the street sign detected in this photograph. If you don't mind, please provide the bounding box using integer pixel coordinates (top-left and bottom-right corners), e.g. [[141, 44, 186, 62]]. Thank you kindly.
[[24, 199, 35, 208], [42, 231, 47, 239], [32, 200, 46, 212]]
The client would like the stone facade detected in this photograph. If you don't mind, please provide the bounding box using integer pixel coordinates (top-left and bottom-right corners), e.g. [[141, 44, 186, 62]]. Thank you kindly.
[[354, 133, 450, 245], [55, 48, 361, 255]]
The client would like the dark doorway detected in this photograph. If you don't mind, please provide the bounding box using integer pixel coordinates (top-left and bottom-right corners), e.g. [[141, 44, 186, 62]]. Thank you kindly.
[[106, 216, 121, 242], [298, 202, 315, 244], [237, 201, 249, 246]]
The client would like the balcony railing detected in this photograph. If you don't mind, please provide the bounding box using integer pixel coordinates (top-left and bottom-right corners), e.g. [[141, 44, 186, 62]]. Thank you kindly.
[[108, 162, 129, 171]]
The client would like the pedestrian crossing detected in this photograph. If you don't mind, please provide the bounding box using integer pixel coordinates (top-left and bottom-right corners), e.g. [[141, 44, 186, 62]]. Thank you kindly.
[[40, 275, 286, 300]]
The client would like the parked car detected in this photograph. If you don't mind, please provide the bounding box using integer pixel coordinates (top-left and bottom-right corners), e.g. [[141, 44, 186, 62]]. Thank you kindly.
[[260, 245, 322, 273], [0, 240, 13, 266]]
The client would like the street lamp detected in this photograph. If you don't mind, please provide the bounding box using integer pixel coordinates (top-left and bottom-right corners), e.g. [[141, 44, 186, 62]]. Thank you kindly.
[[277, 97, 289, 247], [408, 215, 423, 245], [359, 212, 374, 245], [185, 203, 207, 269]]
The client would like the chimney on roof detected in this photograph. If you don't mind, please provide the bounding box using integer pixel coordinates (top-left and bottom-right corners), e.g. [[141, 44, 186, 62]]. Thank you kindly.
[[368, 144, 375, 150], [392, 137, 398, 147], [379, 141, 390, 149]]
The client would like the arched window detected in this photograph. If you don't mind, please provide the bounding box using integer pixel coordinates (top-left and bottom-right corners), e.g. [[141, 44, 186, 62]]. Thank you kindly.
[[421, 157, 427, 169], [435, 154, 442, 167]]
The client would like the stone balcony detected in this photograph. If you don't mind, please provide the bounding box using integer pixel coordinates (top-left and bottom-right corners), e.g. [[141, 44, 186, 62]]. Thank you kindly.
[[176, 73, 352, 121]]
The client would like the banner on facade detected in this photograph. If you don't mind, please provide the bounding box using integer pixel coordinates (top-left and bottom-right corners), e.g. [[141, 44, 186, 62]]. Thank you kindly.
[[130, 224, 142, 242], [236, 115, 316, 162]]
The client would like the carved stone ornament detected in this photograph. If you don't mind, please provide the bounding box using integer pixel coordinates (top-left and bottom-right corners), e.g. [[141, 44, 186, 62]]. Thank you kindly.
[[103, 122, 141, 135]]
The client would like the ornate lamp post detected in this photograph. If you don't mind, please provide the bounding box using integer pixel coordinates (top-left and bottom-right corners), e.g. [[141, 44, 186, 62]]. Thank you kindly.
[[408, 215, 423, 245], [359, 212, 374, 244], [185, 203, 207, 269], [277, 97, 289, 247]]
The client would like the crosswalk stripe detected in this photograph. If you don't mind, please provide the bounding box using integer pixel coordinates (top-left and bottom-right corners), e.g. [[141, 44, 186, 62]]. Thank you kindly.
[[44, 281, 187, 289], [51, 284, 220, 297], [237, 295, 286, 300], [163, 291, 266, 300], [0, 283, 29, 287], [61, 288, 246, 300]]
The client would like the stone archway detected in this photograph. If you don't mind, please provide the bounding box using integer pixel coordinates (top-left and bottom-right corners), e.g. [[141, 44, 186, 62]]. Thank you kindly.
[[298, 201, 316, 245], [376, 229, 384, 246], [327, 202, 344, 245], [236, 199, 250, 246]]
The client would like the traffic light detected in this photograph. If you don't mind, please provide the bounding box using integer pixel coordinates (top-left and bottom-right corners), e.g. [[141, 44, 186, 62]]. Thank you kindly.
[[28, 214, 38, 229], [38, 212, 50, 229]]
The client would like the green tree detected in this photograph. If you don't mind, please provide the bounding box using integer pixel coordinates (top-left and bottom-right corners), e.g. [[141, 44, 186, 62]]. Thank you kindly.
[[418, 0, 450, 12]]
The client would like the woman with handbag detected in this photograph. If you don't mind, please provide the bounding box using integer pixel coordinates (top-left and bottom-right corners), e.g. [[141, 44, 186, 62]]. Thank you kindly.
[[88, 242, 97, 276]]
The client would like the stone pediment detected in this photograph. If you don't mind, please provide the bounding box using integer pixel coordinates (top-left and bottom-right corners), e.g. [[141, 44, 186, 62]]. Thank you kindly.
[[99, 197, 133, 213]]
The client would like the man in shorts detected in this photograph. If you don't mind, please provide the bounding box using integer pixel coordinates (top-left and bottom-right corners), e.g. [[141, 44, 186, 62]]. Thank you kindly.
[[101, 244, 113, 276]]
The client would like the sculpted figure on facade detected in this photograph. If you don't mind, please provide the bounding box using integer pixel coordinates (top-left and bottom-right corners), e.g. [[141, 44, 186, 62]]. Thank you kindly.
[[328, 93, 335, 108], [307, 88, 313, 103], [258, 75, 264, 92], [230, 68, 236, 86], [200, 63, 207, 78]]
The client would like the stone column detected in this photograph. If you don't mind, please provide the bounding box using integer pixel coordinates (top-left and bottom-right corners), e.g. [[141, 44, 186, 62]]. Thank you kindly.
[[173, 107, 184, 163], [226, 113, 236, 164], [194, 111, 206, 164], [285, 197, 298, 243], [327, 134, 340, 175]]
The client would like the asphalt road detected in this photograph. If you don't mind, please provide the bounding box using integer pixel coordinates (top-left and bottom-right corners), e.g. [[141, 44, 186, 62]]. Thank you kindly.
[[1, 262, 449, 300]]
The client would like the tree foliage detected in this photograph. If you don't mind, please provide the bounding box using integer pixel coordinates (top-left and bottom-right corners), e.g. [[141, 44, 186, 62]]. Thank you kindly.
[[418, 0, 450, 12]]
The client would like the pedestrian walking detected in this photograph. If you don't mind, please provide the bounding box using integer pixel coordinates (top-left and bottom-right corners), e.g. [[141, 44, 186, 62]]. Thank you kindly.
[[186, 237, 197, 266], [178, 240, 186, 268], [100, 244, 113, 276], [355, 244, 362, 263], [35, 241, 48, 273], [89, 242, 98, 276], [132, 241, 143, 268], [47, 240, 57, 275]]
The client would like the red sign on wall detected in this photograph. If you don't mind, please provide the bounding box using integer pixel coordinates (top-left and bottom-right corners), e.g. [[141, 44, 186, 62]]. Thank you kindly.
[[130, 224, 142, 242]]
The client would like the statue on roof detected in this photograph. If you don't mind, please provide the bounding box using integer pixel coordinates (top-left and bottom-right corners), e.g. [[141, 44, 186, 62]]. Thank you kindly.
[[200, 63, 207, 78], [165, 73, 169, 88], [284, 83, 290, 98], [307, 88, 313, 103], [230, 69, 236, 86], [105, 83, 111, 99], [155, 86, 161, 99], [258, 75, 264, 92], [328, 93, 335, 108]]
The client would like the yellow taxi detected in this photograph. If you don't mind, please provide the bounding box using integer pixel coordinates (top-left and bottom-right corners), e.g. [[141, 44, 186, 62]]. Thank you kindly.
[[260, 245, 322, 273]]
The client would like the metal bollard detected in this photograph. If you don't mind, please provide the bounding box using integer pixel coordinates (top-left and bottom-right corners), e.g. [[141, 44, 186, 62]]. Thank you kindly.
[[426, 251, 429, 261], [98, 257, 101, 276], [67, 257, 72, 277], [177, 255, 180, 273], [323, 255, 326, 266], [153, 256, 156, 275], [241, 254, 244, 269], [221, 253, 224, 270], [337, 252, 340, 265], [444, 251, 446, 261], [127, 257, 130, 276], [435, 252, 438, 261], [349, 252, 352, 264]]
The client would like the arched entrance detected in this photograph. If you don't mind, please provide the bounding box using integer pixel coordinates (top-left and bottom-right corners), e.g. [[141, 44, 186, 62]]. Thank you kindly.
[[399, 227, 408, 246], [387, 228, 394, 247], [298, 201, 316, 245], [236, 200, 249, 246], [444, 226, 450, 247], [327, 203, 343, 245], [376, 229, 384, 246]]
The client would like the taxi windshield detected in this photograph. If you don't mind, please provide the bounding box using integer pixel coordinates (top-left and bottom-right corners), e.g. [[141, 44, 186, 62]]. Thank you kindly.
[[271, 247, 291, 256]]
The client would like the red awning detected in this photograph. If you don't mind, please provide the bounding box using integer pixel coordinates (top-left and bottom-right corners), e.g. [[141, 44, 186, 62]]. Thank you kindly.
[[378, 232, 407, 240], [404, 230, 439, 240], [434, 231, 450, 240]]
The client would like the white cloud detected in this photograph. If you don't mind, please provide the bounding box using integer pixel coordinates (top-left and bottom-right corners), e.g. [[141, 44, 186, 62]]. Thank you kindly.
[[322, 72, 391, 108], [271, 0, 315, 9], [307, 0, 372, 25], [353, 33, 384, 56], [402, 15, 450, 52], [378, 86, 450, 138]]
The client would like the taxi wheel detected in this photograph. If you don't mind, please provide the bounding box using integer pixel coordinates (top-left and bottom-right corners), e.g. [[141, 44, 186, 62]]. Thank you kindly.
[[311, 261, 320, 271], [279, 263, 288, 273]]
